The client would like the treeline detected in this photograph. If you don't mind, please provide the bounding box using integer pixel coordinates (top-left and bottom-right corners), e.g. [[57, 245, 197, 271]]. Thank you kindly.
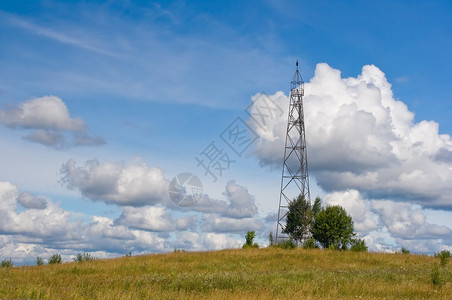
[[1, 252, 97, 268]]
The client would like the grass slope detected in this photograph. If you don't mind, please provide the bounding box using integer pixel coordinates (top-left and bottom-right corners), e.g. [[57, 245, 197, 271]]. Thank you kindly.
[[1, 247, 451, 299]]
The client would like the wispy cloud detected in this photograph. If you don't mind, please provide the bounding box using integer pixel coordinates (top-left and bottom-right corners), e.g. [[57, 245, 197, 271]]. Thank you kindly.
[[0, 5, 289, 109], [0, 10, 121, 57]]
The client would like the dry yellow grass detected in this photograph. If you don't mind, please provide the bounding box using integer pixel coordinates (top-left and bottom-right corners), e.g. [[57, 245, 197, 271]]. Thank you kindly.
[[1, 247, 451, 299]]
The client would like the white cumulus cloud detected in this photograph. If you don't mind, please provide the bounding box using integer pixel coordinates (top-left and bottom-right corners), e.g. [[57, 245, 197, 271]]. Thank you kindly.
[[17, 192, 48, 209], [0, 182, 77, 238], [0, 96, 105, 148], [187, 180, 264, 233], [116, 206, 197, 231], [203, 233, 241, 250], [201, 214, 263, 233], [0, 96, 84, 131], [318, 188, 452, 253], [223, 180, 258, 218], [60, 158, 169, 206], [372, 200, 452, 239], [248, 63, 452, 208], [0, 181, 186, 264]]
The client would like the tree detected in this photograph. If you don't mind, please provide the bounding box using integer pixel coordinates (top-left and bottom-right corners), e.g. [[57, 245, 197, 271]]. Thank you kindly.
[[74, 253, 96, 263], [282, 194, 312, 245], [303, 237, 317, 249], [48, 253, 62, 264], [350, 238, 368, 252], [268, 232, 274, 246], [401, 247, 410, 254], [1, 259, 13, 268], [242, 231, 259, 249], [312, 205, 355, 249], [312, 197, 322, 218], [435, 250, 451, 267], [36, 256, 44, 266]]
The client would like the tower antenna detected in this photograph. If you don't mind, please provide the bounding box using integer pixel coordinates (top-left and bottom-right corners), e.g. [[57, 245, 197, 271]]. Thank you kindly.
[[275, 60, 311, 243]]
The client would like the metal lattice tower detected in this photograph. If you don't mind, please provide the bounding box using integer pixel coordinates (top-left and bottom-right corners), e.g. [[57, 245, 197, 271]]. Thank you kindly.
[[276, 61, 311, 243]]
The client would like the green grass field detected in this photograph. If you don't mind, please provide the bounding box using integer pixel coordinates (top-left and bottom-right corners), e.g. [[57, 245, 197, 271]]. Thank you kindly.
[[1, 247, 451, 299]]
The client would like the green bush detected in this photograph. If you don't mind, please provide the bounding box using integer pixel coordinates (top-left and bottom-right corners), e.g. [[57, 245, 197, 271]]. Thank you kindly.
[[36, 256, 44, 266], [74, 252, 96, 263], [350, 238, 368, 252], [48, 253, 62, 264], [275, 238, 297, 249], [268, 232, 274, 246], [431, 266, 443, 286], [434, 250, 451, 267], [242, 231, 259, 249], [303, 237, 317, 249], [1, 259, 14, 268], [401, 247, 410, 254]]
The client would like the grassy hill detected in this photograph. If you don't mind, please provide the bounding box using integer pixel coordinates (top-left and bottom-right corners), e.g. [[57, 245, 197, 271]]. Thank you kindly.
[[1, 247, 451, 299]]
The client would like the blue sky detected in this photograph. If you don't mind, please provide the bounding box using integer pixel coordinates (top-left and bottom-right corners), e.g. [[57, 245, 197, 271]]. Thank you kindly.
[[1, 0, 452, 264]]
